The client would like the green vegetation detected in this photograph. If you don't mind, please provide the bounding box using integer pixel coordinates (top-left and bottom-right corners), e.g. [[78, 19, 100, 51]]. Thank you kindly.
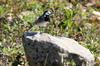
[[0, 0, 100, 66]]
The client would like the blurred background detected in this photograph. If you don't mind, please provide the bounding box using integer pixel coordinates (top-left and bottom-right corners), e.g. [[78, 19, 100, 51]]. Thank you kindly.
[[0, 0, 100, 66]]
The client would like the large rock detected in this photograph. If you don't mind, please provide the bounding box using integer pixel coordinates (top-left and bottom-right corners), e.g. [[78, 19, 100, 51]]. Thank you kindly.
[[22, 32, 95, 66]]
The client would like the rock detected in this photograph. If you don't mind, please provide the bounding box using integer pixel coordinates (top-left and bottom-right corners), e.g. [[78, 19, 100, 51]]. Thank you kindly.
[[22, 32, 95, 66], [92, 11, 100, 16], [89, 11, 100, 22]]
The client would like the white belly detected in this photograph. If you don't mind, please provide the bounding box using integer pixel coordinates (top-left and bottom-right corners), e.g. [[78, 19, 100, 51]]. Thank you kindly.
[[35, 22, 48, 26]]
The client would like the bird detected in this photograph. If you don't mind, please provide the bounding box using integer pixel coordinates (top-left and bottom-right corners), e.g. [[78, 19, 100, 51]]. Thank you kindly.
[[27, 11, 51, 31]]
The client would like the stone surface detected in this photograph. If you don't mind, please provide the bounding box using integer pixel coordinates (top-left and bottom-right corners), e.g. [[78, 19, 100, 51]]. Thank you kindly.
[[22, 32, 95, 66]]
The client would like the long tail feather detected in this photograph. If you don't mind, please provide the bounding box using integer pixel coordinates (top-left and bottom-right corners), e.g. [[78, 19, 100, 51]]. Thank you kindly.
[[26, 24, 36, 31]]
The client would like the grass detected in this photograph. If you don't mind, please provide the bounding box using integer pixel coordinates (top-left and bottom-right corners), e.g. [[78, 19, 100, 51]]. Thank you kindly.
[[0, 0, 100, 66]]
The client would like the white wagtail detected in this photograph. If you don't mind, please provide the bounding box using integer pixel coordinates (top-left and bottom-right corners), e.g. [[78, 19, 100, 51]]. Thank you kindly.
[[27, 11, 51, 31]]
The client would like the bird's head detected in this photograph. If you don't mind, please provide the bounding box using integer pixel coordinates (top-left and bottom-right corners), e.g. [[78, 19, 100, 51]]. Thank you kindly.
[[43, 11, 51, 17]]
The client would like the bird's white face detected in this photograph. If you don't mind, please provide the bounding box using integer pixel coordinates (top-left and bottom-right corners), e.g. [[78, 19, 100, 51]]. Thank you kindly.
[[45, 11, 51, 15], [44, 11, 51, 17]]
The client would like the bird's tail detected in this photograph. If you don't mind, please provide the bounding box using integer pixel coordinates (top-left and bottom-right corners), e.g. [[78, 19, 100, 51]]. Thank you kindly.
[[26, 24, 36, 31]]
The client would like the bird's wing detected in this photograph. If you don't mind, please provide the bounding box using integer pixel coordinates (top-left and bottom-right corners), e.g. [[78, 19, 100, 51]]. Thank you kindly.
[[26, 16, 44, 31], [33, 16, 44, 25]]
